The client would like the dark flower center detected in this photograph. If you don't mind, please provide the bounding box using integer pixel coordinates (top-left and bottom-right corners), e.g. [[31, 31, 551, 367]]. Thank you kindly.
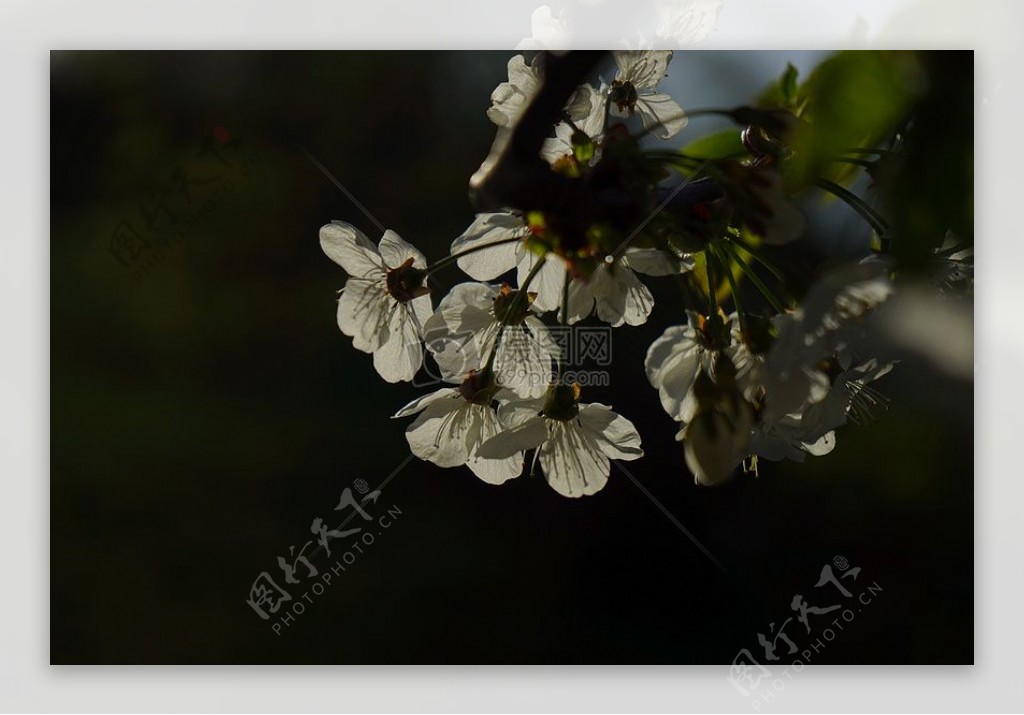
[[385, 258, 429, 302], [696, 312, 733, 352], [458, 369, 500, 406], [610, 80, 638, 114], [542, 383, 581, 421]]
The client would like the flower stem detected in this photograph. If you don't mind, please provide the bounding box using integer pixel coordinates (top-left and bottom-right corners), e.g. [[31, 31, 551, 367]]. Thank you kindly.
[[484, 253, 549, 372], [843, 147, 898, 156], [815, 178, 888, 236], [720, 240, 787, 314], [632, 107, 736, 141], [713, 243, 748, 335], [705, 250, 718, 316], [828, 156, 875, 171], [727, 235, 784, 281], [560, 266, 571, 326], [556, 266, 571, 383]]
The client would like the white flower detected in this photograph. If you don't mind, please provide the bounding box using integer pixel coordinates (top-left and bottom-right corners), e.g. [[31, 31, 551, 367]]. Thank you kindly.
[[478, 385, 643, 498], [518, 1, 723, 52], [319, 222, 432, 383], [780, 258, 893, 361], [763, 258, 894, 415], [652, 0, 724, 47], [450, 211, 530, 281], [671, 358, 755, 486], [540, 84, 607, 166], [645, 310, 761, 425], [423, 282, 558, 398], [802, 357, 894, 432], [515, 5, 571, 51], [607, 51, 687, 139], [569, 255, 655, 327], [487, 54, 599, 130], [451, 212, 692, 326], [577, 248, 695, 326], [393, 376, 523, 485], [448, 212, 576, 315], [751, 358, 894, 462], [682, 399, 754, 486], [747, 415, 836, 463]]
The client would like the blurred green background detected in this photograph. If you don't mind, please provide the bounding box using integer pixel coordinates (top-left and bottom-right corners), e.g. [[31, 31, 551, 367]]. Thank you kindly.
[[51, 51, 972, 664]]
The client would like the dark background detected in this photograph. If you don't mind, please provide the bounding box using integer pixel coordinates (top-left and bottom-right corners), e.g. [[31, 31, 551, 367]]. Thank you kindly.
[[50, 51, 972, 664]]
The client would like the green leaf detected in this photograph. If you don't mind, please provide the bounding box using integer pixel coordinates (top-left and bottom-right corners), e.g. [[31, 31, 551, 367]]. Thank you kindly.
[[681, 129, 746, 161], [758, 62, 800, 111], [784, 51, 921, 190]]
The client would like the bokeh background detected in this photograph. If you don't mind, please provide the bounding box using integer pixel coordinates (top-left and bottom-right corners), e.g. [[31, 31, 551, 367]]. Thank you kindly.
[[51, 51, 972, 664]]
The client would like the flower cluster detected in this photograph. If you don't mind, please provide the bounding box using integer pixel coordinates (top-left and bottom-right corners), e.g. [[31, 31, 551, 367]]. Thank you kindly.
[[317, 51, 972, 496]]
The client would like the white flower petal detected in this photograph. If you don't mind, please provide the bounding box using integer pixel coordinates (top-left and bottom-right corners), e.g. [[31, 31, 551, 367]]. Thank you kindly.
[[726, 331, 765, 405], [497, 396, 546, 428], [424, 282, 497, 339], [564, 278, 595, 325], [495, 323, 556, 398], [337, 278, 391, 353], [540, 122, 576, 165], [802, 430, 836, 457], [749, 427, 807, 462], [578, 403, 644, 460], [477, 415, 548, 459], [466, 406, 524, 484], [423, 283, 501, 378], [405, 399, 475, 467], [613, 50, 673, 89], [410, 292, 434, 334], [645, 323, 690, 386], [571, 84, 609, 137], [645, 323, 705, 421], [750, 409, 836, 463], [590, 263, 654, 327], [683, 406, 752, 486], [539, 420, 610, 498], [393, 387, 460, 418], [319, 222, 384, 278], [769, 259, 894, 376], [624, 247, 694, 276], [635, 92, 688, 139], [372, 305, 425, 383], [524, 315, 560, 353], [487, 55, 540, 127], [516, 251, 569, 313], [451, 213, 528, 280], [516, 5, 569, 51], [379, 229, 427, 270], [653, 0, 723, 46]]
